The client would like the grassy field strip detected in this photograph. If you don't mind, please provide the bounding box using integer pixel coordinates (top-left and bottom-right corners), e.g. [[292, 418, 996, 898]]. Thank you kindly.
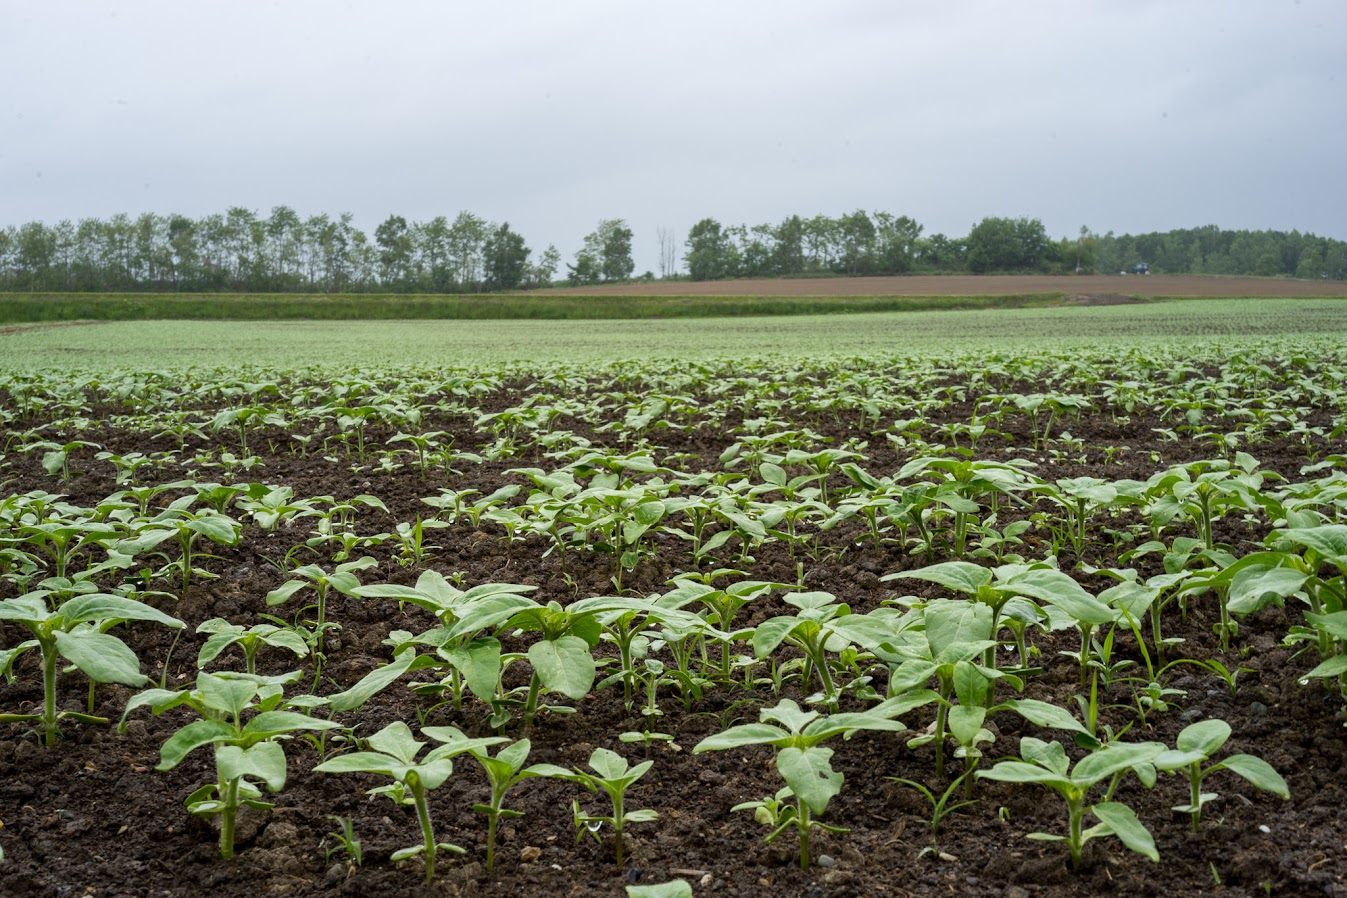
[[2, 298, 1345, 371]]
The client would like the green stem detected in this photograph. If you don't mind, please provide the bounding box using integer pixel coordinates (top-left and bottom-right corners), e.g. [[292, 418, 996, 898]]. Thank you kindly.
[[523, 672, 542, 729], [42, 638, 59, 748], [1189, 765, 1203, 833], [798, 800, 812, 870], [220, 776, 240, 859], [1067, 796, 1084, 870], [412, 781, 437, 882]]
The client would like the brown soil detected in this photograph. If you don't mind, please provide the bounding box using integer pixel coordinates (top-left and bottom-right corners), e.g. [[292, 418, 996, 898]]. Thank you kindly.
[[542, 274, 1347, 298], [1, 383, 1344, 898]]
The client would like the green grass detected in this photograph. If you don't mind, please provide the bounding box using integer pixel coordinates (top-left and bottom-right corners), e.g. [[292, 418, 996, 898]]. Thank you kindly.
[[0, 292, 1063, 324], [3, 298, 1345, 373]]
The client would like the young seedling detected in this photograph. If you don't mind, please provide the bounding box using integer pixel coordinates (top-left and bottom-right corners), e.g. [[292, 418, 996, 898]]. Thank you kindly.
[[558, 747, 659, 866], [1154, 719, 1289, 832], [121, 670, 341, 858], [694, 698, 908, 869], [313, 721, 505, 882], [978, 736, 1166, 869], [196, 618, 309, 675], [454, 735, 567, 871], [886, 771, 978, 857], [0, 591, 183, 746]]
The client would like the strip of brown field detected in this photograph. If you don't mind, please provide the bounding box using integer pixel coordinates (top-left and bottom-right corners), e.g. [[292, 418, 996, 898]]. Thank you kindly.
[[540, 274, 1347, 298]]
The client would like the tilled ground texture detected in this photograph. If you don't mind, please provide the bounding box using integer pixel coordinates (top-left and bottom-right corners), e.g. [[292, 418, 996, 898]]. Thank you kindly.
[[0, 362, 1344, 898]]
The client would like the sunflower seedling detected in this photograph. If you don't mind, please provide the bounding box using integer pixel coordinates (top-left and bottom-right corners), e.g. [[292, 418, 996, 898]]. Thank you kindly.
[[978, 736, 1166, 869], [694, 697, 908, 869], [558, 747, 658, 866], [121, 670, 340, 858], [313, 721, 505, 882], [1154, 719, 1289, 832]]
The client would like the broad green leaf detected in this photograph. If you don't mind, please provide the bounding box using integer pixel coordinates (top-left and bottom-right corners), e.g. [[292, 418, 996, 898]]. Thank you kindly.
[[1091, 801, 1158, 862], [53, 629, 147, 686], [1303, 654, 1347, 680], [948, 704, 987, 746], [367, 721, 424, 765], [692, 723, 787, 752], [528, 635, 596, 700], [444, 637, 503, 702], [197, 673, 257, 717], [1175, 719, 1231, 756], [977, 761, 1073, 793], [1000, 699, 1089, 736], [759, 698, 818, 734], [1073, 742, 1165, 787], [61, 594, 183, 629], [777, 746, 842, 815], [158, 719, 235, 771], [327, 648, 437, 713], [1217, 754, 1289, 799], [885, 561, 991, 596], [244, 710, 341, 738], [217, 741, 287, 791]]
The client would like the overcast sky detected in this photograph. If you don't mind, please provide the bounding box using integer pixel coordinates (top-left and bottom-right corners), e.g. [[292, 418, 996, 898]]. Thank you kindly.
[[3, 1, 1343, 273]]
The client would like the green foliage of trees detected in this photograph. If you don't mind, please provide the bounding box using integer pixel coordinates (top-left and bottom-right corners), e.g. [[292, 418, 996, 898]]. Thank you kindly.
[[0, 207, 544, 294]]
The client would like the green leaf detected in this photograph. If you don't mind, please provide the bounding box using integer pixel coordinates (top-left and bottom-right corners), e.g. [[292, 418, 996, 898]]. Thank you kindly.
[[327, 649, 436, 713], [948, 704, 988, 746], [527, 635, 596, 700], [54, 629, 148, 686], [1073, 742, 1165, 788], [884, 561, 990, 596], [61, 594, 183, 629], [158, 719, 236, 771], [1091, 801, 1158, 862], [777, 746, 842, 816], [923, 599, 995, 664], [1000, 699, 1090, 736], [692, 723, 787, 752], [1216, 754, 1289, 799], [187, 514, 240, 545], [444, 637, 503, 702], [244, 710, 341, 738], [1175, 719, 1231, 757], [217, 741, 288, 792], [197, 673, 258, 717], [626, 879, 693, 898], [977, 761, 1073, 793]]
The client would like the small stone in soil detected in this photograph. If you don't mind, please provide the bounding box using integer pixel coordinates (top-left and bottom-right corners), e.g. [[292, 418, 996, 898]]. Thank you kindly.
[[519, 846, 542, 863], [817, 854, 836, 867]]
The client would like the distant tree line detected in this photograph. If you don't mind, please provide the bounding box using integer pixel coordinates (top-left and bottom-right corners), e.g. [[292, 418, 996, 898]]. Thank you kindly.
[[0, 207, 564, 293], [2, 208, 1344, 292], [681, 213, 1347, 281]]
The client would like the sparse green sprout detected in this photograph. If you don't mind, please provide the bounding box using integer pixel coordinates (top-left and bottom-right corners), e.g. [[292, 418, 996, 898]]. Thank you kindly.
[[559, 747, 658, 866], [1154, 719, 1289, 832], [313, 721, 505, 881]]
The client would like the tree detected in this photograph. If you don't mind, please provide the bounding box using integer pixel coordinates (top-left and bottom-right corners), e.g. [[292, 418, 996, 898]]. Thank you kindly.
[[772, 215, 807, 275], [599, 219, 634, 281], [374, 214, 414, 290], [965, 216, 1049, 273], [448, 212, 488, 290], [483, 222, 531, 291], [573, 219, 634, 283], [837, 210, 876, 275], [530, 244, 561, 287], [684, 218, 735, 281]]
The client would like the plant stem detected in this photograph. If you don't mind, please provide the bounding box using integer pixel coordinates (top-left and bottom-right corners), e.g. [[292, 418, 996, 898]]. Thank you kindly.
[[412, 781, 437, 882], [220, 776, 240, 859], [42, 638, 58, 747]]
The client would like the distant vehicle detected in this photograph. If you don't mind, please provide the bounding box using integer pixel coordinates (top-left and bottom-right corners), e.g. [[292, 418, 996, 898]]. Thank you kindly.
[[1120, 262, 1150, 275]]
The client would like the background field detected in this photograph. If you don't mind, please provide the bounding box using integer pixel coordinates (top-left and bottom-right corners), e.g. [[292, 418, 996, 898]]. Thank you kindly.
[[3, 297, 1347, 371]]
